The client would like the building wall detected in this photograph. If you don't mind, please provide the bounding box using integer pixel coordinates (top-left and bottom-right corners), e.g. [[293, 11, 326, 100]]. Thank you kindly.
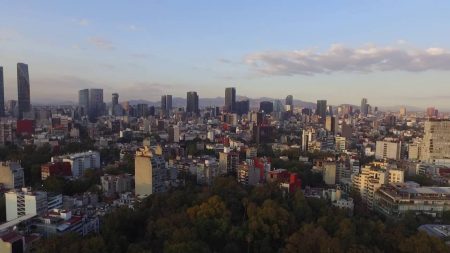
[[375, 141, 401, 160]]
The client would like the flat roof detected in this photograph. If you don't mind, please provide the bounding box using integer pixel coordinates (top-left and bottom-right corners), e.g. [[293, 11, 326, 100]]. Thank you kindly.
[[0, 214, 36, 231]]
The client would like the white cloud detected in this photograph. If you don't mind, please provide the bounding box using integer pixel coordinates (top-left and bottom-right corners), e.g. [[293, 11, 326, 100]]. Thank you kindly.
[[245, 44, 450, 76], [88, 37, 115, 50]]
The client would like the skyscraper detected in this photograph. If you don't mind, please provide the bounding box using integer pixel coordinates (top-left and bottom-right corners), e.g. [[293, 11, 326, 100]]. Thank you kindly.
[[361, 98, 368, 117], [285, 95, 293, 112], [112, 93, 119, 106], [161, 95, 172, 116], [259, 101, 273, 114], [316, 100, 327, 120], [225, 87, 236, 113], [186, 91, 199, 114], [0, 66, 5, 117], [78, 89, 89, 116], [17, 63, 30, 119], [235, 100, 250, 115], [88, 89, 104, 121]]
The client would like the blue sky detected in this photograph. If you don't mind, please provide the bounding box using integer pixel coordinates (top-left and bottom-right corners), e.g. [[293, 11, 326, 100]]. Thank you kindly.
[[1, 1, 450, 109]]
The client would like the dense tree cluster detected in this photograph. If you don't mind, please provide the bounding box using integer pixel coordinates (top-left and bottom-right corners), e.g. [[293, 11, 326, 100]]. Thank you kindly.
[[35, 177, 450, 253]]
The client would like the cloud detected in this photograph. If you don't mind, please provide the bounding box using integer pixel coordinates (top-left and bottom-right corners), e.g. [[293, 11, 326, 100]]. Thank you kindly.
[[72, 18, 90, 26], [88, 36, 115, 50], [244, 44, 450, 76]]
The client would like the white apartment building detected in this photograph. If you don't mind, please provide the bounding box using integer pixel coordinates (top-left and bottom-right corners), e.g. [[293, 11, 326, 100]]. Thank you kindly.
[[135, 146, 167, 199], [5, 188, 48, 221], [52, 151, 101, 178]]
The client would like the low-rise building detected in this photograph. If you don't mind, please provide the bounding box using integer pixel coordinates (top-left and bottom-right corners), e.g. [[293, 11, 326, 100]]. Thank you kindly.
[[375, 183, 450, 218], [101, 174, 133, 197]]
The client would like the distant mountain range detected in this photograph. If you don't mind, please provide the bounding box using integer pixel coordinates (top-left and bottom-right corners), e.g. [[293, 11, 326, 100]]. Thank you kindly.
[[33, 97, 430, 112]]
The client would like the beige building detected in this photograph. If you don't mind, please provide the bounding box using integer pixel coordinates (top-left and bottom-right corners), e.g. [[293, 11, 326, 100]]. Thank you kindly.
[[421, 120, 450, 163], [323, 162, 337, 185], [352, 166, 404, 210], [375, 141, 401, 160], [335, 136, 346, 152], [5, 188, 48, 221], [408, 142, 422, 161], [0, 162, 24, 189], [135, 146, 166, 199]]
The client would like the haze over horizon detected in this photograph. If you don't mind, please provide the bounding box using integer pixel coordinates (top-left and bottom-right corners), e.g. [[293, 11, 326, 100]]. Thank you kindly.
[[1, 1, 450, 109]]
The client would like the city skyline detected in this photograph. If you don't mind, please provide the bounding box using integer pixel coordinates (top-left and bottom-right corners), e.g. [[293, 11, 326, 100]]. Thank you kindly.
[[2, 1, 450, 109]]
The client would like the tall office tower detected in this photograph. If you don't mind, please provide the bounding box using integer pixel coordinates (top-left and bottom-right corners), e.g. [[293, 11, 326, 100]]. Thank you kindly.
[[375, 140, 401, 160], [161, 95, 172, 116], [161, 95, 167, 112], [111, 93, 119, 116], [325, 116, 337, 134], [137, 104, 149, 118], [0, 67, 4, 117], [426, 107, 438, 118], [135, 146, 167, 198], [273, 100, 284, 112], [399, 107, 407, 117], [88, 89, 104, 120], [259, 101, 273, 114], [235, 100, 250, 115], [17, 63, 30, 119], [285, 95, 293, 107], [166, 95, 172, 111], [225, 87, 236, 113], [316, 100, 327, 120], [360, 98, 368, 116], [112, 93, 119, 106], [186, 91, 199, 114], [78, 89, 89, 116], [421, 120, 450, 163], [327, 105, 333, 116]]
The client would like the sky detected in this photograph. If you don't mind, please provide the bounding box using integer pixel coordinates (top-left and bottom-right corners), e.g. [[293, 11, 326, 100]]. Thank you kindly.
[[1, 0, 450, 110]]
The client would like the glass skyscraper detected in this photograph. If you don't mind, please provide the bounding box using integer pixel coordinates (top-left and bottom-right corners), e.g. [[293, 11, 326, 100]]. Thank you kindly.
[[17, 63, 30, 119], [225, 87, 236, 113], [0, 66, 5, 117]]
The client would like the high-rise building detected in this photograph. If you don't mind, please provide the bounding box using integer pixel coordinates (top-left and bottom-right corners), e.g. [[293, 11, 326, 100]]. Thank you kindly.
[[259, 101, 273, 114], [235, 100, 250, 115], [399, 107, 407, 117], [88, 89, 104, 120], [273, 100, 284, 112], [421, 120, 450, 163], [323, 162, 337, 185], [316, 100, 327, 120], [161, 95, 172, 116], [78, 89, 89, 116], [360, 98, 368, 116], [375, 141, 401, 160], [135, 146, 167, 198], [186, 91, 199, 114], [137, 104, 149, 118], [5, 188, 48, 221], [285, 95, 293, 107], [0, 67, 5, 117], [112, 93, 119, 106], [325, 116, 337, 134], [426, 107, 438, 118], [17, 63, 30, 119], [225, 87, 236, 113]]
